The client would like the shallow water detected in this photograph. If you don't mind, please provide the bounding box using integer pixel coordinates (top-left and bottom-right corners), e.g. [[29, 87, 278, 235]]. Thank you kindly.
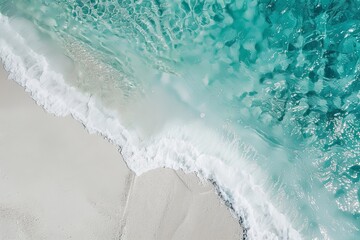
[[0, 0, 359, 239]]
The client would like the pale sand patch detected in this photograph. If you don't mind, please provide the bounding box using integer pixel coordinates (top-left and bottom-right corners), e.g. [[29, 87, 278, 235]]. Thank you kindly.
[[0, 65, 242, 240]]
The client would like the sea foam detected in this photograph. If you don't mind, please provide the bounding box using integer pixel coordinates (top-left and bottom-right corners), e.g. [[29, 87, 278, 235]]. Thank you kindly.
[[0, 13, 303, 240]]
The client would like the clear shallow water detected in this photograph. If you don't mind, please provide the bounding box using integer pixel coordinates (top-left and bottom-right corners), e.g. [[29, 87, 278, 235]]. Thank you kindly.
[[0, 0, 359, 239]]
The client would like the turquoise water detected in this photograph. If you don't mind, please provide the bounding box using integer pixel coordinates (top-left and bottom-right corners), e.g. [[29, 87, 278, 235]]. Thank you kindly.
[[0, 0, 359, 239]]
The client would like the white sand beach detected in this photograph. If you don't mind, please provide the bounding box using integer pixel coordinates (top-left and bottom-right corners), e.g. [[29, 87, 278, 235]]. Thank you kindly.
[[0, 65, 242, 239]]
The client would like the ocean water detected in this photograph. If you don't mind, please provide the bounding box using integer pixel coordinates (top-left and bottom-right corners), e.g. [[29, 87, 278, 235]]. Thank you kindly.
[[0, 0, 359, 239]]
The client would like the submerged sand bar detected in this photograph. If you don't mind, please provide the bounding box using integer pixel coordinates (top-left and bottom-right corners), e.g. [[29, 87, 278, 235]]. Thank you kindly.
[[0, 65, 241, 239]]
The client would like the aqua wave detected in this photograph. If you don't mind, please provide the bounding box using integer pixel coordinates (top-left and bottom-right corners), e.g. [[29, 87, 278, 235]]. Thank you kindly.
[[0, 0, 359, 239]]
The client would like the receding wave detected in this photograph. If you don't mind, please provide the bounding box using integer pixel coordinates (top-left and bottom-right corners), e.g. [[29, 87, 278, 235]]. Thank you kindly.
[[0, 0, 359, 239]]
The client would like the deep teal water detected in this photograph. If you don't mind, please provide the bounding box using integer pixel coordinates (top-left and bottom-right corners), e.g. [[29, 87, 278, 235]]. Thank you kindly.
[[0, 0, 359, 239]]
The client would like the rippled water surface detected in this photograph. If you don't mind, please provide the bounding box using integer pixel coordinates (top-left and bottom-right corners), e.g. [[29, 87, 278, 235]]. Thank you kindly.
[[0, 0, 359, 239]]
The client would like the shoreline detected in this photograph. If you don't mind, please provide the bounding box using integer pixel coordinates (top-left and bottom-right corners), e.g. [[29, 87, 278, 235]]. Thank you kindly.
[[0, 65, 242, 239]]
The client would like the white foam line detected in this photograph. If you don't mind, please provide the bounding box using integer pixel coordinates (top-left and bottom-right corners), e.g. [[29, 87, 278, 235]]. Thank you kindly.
[[0, 13, 302, 240]]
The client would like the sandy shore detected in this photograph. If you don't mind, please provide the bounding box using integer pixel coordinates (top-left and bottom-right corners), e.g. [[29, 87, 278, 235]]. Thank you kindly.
[[0, 65, 241, 239]]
